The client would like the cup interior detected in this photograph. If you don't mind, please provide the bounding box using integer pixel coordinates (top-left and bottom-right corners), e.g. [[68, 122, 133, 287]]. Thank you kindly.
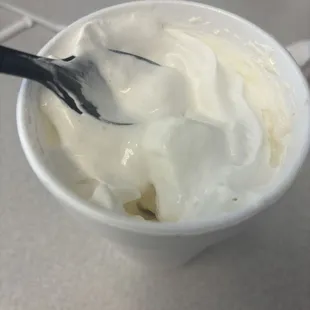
[[17, 1, 310, 235]]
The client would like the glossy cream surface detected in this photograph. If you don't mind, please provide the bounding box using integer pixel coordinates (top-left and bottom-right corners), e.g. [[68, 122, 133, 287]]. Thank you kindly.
[[41, 13, 291, 221]]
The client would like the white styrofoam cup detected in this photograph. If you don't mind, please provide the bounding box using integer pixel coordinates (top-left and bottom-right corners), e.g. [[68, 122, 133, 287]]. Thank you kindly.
[[17, 1, 310, 267]]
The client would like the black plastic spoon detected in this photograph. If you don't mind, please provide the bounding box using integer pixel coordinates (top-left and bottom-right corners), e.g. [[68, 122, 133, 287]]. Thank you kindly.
[[0, 45, 159, 125]]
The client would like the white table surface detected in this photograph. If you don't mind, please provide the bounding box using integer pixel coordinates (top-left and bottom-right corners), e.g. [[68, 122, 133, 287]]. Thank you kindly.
[[0, 1, 310, 309]]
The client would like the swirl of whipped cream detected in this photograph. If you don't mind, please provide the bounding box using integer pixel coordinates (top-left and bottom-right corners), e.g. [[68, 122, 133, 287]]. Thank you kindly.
[[41, 13, 290, 221]]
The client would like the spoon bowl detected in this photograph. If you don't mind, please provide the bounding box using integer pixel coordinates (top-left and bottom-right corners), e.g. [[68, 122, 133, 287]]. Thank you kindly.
[[0, 45, 159, 125]]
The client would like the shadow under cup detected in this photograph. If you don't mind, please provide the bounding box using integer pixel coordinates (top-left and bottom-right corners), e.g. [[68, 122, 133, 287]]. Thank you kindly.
[[17, 1, 310, 267]]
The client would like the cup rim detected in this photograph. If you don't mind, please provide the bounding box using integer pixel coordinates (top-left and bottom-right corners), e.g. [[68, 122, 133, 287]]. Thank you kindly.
[[16, 0, 310, 236]]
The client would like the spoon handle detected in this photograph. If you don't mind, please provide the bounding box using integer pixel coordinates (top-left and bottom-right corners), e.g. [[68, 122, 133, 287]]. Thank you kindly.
[[0, 45, 82, 114], [0, 45, 53, 83]]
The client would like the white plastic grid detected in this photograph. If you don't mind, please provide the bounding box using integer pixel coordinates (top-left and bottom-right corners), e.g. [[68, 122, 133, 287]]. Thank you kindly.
[[0, 2, 66, 43]]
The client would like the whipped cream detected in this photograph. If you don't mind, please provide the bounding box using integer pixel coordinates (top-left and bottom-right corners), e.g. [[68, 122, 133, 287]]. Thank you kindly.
[[41, 13, 291, 222]]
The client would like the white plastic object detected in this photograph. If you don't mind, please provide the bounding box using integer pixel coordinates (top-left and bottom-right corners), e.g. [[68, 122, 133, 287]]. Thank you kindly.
[[0, 2, 65, 32], [0, 17, 33, 43]]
